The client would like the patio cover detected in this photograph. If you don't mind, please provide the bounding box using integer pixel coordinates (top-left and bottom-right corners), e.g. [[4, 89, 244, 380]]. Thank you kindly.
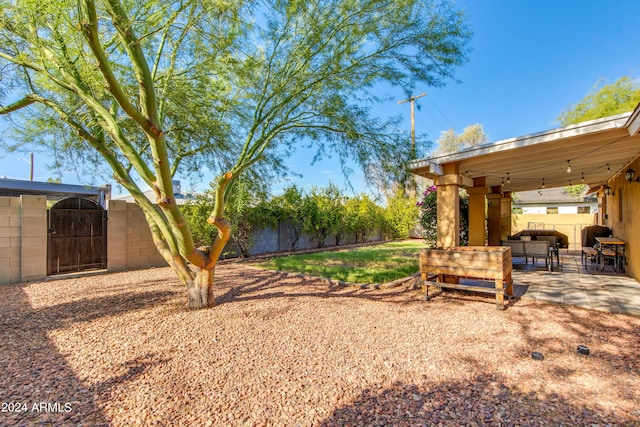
[[408, 104, 640, 192]]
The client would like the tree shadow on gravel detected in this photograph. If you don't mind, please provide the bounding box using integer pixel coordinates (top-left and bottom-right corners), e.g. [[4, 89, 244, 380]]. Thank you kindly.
[[510, 301, 640, 383], [32, 289, 180, 327], [0, 285, 177, 426], [216, 266, 531, 311], [319, 374, 636, 426], [215, 268, 429, 307]]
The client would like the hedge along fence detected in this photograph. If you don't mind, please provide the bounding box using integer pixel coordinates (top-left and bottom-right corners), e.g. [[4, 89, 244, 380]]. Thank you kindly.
[[220, 220, 386, 259], [181, 183, 419, 259]]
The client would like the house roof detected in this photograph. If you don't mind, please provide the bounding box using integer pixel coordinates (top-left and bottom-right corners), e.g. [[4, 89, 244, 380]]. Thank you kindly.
[[0, 178, 110, 204], [513, 187, 597, 206], [409, 103, 640, 192]]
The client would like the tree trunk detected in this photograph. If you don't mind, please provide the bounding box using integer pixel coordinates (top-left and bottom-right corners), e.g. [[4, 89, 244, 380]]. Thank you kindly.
[[187, 267, 215, 309]]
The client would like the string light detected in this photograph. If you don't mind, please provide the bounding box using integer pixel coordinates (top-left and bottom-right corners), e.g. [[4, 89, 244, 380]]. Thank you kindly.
[[566, 160, 572, 173], [607, 163, 610, 172], [581, 172, 585, 182], [542, 178, 546, 189], [507, 172, 510, 184], [501, 177, 505, 187]]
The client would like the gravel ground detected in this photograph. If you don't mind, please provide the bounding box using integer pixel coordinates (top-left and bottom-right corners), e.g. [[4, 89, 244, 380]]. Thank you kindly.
[[1, 264, 639, 426]]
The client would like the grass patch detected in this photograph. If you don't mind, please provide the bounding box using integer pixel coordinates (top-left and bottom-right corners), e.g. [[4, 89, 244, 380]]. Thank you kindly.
[[252, 239, 427, 284]]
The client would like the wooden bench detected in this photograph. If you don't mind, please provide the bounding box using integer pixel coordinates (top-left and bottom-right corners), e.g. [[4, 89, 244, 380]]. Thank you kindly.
[[581, 246, 598, 269], [419, 247, 514, 310]]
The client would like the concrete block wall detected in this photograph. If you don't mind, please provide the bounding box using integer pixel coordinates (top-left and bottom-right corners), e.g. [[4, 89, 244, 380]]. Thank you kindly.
[[251, 220, 381, 256], [20, 196, 47, 282], [0, 196, 22, 284], [512, 213, 595, 250], [106, 200, 127, 271], [0, 195, 47, 285], [250, 226, 280, 255], [124, 203, 166, 269]]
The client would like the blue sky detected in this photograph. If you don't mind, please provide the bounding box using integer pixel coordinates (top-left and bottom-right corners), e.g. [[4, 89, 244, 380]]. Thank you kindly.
[[1, 0, 639, 196]]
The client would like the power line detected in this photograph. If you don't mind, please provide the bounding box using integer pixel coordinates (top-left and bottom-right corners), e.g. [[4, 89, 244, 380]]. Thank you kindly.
[[426, 93, 457, 131]]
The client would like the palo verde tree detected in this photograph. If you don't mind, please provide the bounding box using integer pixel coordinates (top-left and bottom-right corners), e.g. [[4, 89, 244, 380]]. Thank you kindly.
[[0, 0, 471, 308]]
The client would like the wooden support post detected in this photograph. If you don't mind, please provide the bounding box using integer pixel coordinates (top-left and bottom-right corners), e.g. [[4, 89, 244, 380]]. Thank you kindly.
[[468, 178, 489, 246]]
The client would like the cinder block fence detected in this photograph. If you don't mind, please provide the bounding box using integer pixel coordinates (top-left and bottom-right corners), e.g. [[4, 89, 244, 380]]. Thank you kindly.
[[0, 196, 165, 285]]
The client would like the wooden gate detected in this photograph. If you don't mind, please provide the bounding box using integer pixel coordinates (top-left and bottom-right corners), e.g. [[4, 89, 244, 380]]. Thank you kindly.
[[47, 197, 107, 275]]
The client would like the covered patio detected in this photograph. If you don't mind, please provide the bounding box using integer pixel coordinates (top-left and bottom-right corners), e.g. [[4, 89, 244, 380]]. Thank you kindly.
[[409, 103, 640, 296], [511, 251, 640, 316]]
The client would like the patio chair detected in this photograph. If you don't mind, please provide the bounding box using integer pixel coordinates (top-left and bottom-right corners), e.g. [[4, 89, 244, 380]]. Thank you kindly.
[[536, 235, 559, 265], [523, 240, 552, 272], [599, 243, 626, 271]]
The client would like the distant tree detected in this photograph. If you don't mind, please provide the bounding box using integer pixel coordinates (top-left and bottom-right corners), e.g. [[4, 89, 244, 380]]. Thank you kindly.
[[558, 76, 640, 126], [564, 184, 587, 198], [0, 0, 470, 308], [435, 124, 488, 154]]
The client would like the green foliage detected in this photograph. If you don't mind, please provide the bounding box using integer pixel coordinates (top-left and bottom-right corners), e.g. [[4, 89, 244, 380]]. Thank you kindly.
[[382, 189, 419, 238], [183, 182, 421, 255], [181, 194, 217, 248], [564, 184, 587, 198], [417, 186, 438, 245], [558, 77, 640, 126], [301, 184, 346, 248], [182, 176, 274, 257], [224, 177, 273, 257], [344, 194, 383, 243], [418, 185, 468, 246], [270, 185, 306, 251]]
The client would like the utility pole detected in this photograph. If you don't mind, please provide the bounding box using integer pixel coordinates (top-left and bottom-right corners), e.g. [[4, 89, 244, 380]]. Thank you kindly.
[[19, 153, 34, 181], [398, 92, 425, 156]]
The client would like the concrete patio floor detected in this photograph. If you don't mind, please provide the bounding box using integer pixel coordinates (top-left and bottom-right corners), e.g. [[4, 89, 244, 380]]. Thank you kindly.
[[511, 250, 640, 316]]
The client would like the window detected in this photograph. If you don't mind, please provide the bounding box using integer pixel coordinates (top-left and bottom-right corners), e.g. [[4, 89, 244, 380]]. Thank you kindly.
[[546, 207, 558, 214], [577, 206, 591, 214], [512, 207, 523, 214]]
